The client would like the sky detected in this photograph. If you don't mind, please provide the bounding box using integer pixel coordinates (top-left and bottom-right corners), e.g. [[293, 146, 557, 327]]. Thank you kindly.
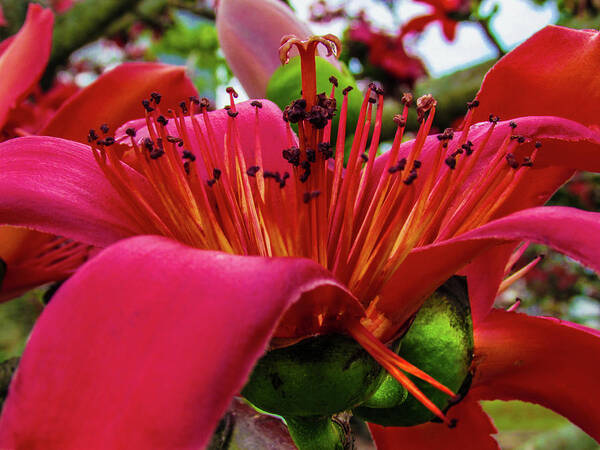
[[291, 0, 558, 77]]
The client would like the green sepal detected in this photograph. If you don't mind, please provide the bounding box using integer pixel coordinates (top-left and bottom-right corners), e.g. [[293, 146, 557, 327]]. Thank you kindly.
[[285, 416, 345, 450], [266, 56, 363, 151], [354, 276, 474, 426], [242, 334, 384, 417]]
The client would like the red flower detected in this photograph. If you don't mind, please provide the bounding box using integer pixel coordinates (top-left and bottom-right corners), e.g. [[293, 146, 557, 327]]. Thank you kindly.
[[349, 18, 426, 85], [0, 5, 199, 301], [0, 26, 599, 449], [400, 0, 470, 42]]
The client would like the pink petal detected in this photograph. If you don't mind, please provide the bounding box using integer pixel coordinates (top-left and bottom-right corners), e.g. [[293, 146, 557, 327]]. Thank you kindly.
[[472, 309, 600, 441], [473, 26, 600, 128], [0, 235, 360, 448], [463, 243, 517, 325], [377, 206, 600, 331], [0, 136, 156, 247], [41, 63, 198, 143], [369, 398, 498, 450], [0, 4, 53, 129], [117, 99, 295, 177]]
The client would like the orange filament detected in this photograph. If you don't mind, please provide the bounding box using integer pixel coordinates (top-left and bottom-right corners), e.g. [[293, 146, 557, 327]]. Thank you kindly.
[[88, 36, 542, 426]]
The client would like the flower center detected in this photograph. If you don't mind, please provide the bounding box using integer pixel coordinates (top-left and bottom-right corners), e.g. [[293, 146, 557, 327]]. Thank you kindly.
[[87, 36, 540, 425]]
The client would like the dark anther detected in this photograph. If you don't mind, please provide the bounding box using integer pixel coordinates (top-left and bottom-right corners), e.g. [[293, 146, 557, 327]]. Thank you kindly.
[[143, 137, 154, 151], [300, 161, 311, 183], [182, 150, 196, 162], [150, 149, 165, 159], [401, 92, 413, 106], [521, 156, 533, 167], [393, 115, 406, 127], [368, 97, 377, 104], [125, 127, 136, 137], [207, 179, 217, 187], [200, 97, 211, 109], [263, 171, 282, 182], [213, 168, 222, 180], [360, 153, 368, 163], [303, 190, 321, 204], [224, 105, 230, 110], [329, 76, 338, 87], [388, 157, 407, 174], [306, 148, 316, 163], [307, 105, 329, 129], [316, 93, 336, 118], [157, 115, 168, 126], [166, 135, 183, 145], [225, 86, 238, 98], [509, 121, 517, 129], [448, 419, 458, 429], [535, 141, 542, 148], [488, 114, 500, 123], [318, 142, 333, 160], [342, 86, 353, 96], [505, 153, 520, 169], [466, 99, 479, 109], [282, 147, 301, 167], [87, 129, 98, 142], [462, 140, 474, 155], [183, 161, 190, 175], [179, 101, 188, 114], [246, 166, 260, 177], [283, 99, 307, 123], [412, 160, 422, 170], [279, 172, 290, 188], [438, 128, 454, 141], [150, 92, 162, 104], [417, 94, 436, 122], [511, 135, 525, 143], [97, 137, 115, 147], [189, 96, 200, 105], [227, 110, 239, 118], [100, 123, 109, 134], [250, 100, 263, 108], [142, 99, 154, 112], [403, 169, 418, 185], [445, 156, 457, 169]]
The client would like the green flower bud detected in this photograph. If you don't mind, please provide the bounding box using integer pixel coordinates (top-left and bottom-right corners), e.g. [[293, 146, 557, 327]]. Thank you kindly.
[[242, 334, 385, 417]]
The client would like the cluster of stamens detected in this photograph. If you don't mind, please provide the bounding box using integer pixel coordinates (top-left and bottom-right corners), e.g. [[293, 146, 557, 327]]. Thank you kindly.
[[87, 36, 541, 425]]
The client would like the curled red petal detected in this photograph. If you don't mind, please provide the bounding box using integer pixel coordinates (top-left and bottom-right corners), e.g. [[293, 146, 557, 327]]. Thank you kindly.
[[378, 206, 600, 331], [472, 309, 600, 441], [0, 235, 360, 448], [474, 26, 600, 127], [369, 398, 498, 450], [0, 4, 53, 129], [0, 136, 156, 247], [41, 62, 198, 143]]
